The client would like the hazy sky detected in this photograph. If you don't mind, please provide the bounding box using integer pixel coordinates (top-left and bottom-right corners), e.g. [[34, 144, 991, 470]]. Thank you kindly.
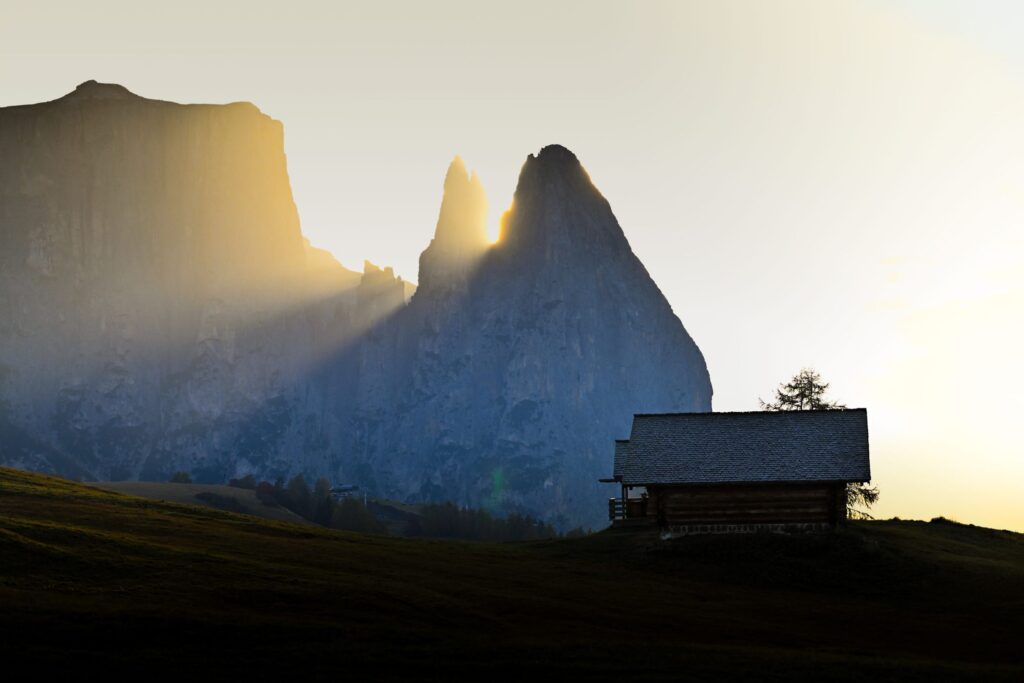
[[2, 0, 1022, 531]]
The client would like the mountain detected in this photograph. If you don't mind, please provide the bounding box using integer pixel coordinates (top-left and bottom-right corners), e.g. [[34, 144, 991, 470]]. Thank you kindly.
[[416, 155, 490, 294], [342, 146, 711, 526], [0, 81, 405, 481], [0, 83, 710, 527]]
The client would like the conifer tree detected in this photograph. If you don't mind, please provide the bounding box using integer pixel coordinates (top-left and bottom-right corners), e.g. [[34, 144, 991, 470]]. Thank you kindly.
[[761, 368, 879, 518]]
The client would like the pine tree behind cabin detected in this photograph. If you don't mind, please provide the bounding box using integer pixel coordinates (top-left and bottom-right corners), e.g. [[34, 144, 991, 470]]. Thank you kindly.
[[760, 368, 879, 518]]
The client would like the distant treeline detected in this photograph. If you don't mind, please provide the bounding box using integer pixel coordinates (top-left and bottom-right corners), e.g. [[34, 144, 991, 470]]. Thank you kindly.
[[228, 474, 387, 535], [222, 474, 588, 541], [406, 502, 587, 541]]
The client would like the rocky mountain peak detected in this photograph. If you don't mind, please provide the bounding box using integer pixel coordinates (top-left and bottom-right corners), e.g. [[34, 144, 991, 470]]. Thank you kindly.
[[417, 156, 490, 293], [443, 154, 469, 185], [357, 142, 713, 528], [64, 80, 140, 101], [532, 143, 580, 165], [499, 144, 626, 259]]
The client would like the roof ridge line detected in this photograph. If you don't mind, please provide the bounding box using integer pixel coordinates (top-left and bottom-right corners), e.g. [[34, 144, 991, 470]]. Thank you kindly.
[[633, 408, 867, 417]]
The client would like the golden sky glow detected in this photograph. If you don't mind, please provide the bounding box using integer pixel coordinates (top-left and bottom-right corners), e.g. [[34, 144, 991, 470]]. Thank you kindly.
[[2, 0, 1022, 531]]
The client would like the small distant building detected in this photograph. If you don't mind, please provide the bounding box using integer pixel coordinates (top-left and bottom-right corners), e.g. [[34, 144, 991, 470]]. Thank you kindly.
[[601, 409, 870, 536], [330, 484, 361, 500]]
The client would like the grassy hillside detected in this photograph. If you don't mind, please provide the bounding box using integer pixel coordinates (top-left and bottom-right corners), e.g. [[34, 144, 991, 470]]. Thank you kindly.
[[93, 481, 311, 525], [0, 467, 1021, 680]]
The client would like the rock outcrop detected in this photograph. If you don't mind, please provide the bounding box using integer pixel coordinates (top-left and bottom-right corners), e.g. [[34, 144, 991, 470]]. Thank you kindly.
[[0, 82, 398, 481], [417, 156, 490, 294], [341, 146, 712, 526], [0, 84, 711, 527]]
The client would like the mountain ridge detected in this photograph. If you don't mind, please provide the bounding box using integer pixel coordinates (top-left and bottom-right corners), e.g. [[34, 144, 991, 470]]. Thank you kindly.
[[0, 83, 711, 527]]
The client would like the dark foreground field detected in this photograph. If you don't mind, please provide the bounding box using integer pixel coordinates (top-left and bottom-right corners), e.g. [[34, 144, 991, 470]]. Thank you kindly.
[[0, 468, 1021, 681]]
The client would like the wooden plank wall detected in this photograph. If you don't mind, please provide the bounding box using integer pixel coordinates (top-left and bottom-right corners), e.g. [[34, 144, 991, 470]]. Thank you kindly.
[[649, 483, 846, 526]]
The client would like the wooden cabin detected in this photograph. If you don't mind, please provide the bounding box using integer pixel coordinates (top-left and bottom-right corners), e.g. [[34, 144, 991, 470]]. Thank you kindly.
[[601, 409, 871, 536]]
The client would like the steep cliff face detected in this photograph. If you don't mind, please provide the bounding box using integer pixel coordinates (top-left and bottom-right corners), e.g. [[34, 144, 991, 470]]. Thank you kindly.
[[1, 80, 306, 291], [345, 146, 712, 526], [0, 82, 393, 480], [0, 84, 710, 528]]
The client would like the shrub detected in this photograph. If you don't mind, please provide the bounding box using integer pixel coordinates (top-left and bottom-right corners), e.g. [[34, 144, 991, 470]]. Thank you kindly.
[[254, 481, 278, 505], [930, 516, 960, 525], [331, 497, 388, 535], [228, 474, 257, 490], [285, 475, 313, 519], [409, 502, 562, 542], [169, 471, 192, 484], [195, 491, 246, 514], [312, 478, 335, 526]]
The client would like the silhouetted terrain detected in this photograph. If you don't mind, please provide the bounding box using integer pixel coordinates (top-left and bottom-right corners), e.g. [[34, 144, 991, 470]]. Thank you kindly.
[[1, 468, 1020, 680], [342, 145, 711, 526], [0, 80, 405, 483], [93, 481, 311, 525], [0, 83, 711, 527]]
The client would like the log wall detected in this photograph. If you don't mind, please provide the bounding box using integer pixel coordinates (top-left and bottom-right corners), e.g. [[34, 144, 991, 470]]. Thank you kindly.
[[648, 482, 847, 526]]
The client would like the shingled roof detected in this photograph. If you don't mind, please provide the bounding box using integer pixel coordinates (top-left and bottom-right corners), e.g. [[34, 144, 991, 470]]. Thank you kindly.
[[617, 409, 870, 486], [612, 440, 629, 479]]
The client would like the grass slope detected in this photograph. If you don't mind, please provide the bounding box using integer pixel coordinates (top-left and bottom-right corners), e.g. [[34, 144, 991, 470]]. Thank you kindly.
[[92, 481, 311, 525], [0, 467, 1021, 680]]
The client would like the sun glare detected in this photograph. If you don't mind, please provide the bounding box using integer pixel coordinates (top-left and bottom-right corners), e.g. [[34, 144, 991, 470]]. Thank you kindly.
[[487, 224, 501, 244]]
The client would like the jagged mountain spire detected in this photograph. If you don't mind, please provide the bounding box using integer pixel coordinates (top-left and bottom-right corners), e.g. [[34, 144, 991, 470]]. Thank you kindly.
[[498, 145, 626, 257], [355, 142, 712, 528], [417, 155, 489, 292]]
